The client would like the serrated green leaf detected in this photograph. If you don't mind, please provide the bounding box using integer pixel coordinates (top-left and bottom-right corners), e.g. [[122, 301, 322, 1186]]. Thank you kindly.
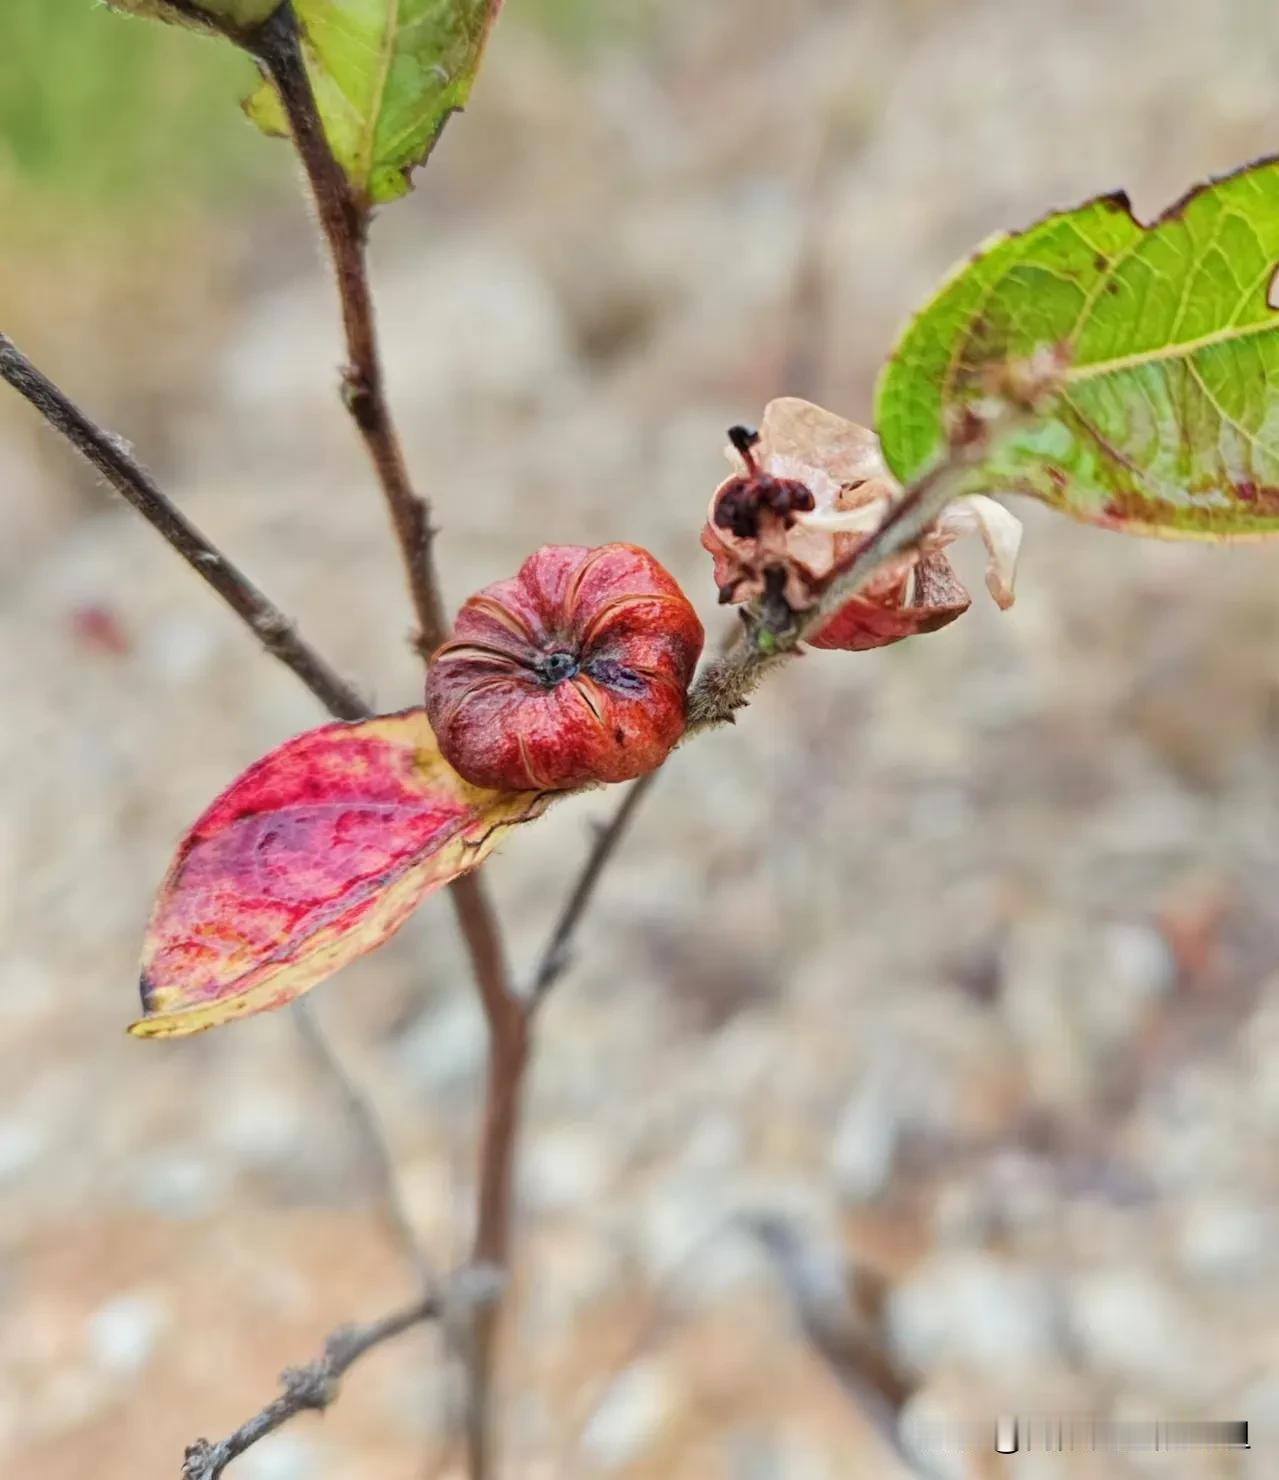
[[876, 157, 1279, 538], [246, 0, 504, 205]]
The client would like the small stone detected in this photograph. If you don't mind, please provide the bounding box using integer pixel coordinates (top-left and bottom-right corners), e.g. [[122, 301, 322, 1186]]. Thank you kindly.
[[520, 1127, 609, 1215], [393, 995, 485, 1099], [138, 613, 221, 685], [1177, 1197, 1273, 1280], [1069, 1269, 1223, 1400], [239, 1433, 325, 1480], [676, 1112, 743, 1176], [889, 1252, 1060, 1376], [580, 1361, 673, 1471], [127, 1151, 229, 1220], [87, 1289, 169, 1376], [28, 1367, 115, 1439], [1081, 922, 1174, 1047], [208, 1088, 303, 1169], [0, 1119, 45, 1183], [829, 1065, 902, 1204]]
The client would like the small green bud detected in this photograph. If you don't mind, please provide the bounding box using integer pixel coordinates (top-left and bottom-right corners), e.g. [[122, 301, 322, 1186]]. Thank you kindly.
[[755, 628, 779, 656]]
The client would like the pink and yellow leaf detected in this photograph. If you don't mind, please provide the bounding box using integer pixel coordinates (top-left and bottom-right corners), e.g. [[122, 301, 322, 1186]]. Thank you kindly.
[[131, 709, 546, 1038]]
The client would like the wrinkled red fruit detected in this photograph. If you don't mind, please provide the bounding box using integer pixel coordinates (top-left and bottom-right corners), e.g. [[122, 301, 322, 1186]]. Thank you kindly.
[[427, 544, 704, 792]]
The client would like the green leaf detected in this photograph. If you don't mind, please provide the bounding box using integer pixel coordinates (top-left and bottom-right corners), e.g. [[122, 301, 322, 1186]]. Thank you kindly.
[[876, 157, 1279, 537], [246, 0, 504, 204]]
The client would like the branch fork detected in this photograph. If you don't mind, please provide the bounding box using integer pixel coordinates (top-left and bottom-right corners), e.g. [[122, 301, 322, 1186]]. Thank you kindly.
[[180, 1267, 503, 1480]]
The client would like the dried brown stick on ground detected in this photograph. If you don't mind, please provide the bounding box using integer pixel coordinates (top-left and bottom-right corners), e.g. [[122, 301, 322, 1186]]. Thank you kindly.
[[292, 999, 434, 1282], [743, 1215, 915, 1462]]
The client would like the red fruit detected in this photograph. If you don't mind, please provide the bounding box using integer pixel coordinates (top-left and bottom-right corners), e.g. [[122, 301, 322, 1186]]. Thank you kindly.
[[427, 544, 704, 792]]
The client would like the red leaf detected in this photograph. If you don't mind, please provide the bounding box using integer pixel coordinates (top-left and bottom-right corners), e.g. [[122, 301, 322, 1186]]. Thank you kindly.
[[131, 709, 548, 1038]]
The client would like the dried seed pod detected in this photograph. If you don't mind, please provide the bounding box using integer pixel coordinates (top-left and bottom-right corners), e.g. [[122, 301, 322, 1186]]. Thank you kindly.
[[427, 544, 704, 792], [702, 398, 1022, 650]]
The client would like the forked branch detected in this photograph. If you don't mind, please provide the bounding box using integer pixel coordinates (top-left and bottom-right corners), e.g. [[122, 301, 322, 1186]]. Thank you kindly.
[[3, 239, 1030, 1480], [181, 1268, 502, 1480]]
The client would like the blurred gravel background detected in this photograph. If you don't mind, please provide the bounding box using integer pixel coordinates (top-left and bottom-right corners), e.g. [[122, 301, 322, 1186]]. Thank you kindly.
[[4, 1, 1279, 1475]]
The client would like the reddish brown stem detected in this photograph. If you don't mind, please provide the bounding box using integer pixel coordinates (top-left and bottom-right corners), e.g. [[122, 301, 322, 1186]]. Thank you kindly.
[[250, 7, 445, 657], [451, 871, 529, 1478], [249, 17, 522, 1475]]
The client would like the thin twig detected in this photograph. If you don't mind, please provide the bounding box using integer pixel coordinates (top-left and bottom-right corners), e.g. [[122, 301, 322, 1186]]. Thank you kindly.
[[523, 623, 745, 1012], [292, 999, 434, 1287], [0, 329, 430, 1273], [181, 1267, 503, 1480], [743, 1215, 914, 1465], [0, 327, 450, 1268], [0, 333, 367, 722], [527, 772, 659, 1007]]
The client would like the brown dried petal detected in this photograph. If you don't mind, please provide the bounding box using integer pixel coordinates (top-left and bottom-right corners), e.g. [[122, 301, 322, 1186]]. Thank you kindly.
[[807, 550, 971, 651]]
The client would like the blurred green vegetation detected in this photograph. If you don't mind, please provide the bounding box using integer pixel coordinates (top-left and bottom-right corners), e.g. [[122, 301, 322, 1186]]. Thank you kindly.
[[0, 0, 651, 238], [522, 0, 660, 55], [0, 1, 272, 229]]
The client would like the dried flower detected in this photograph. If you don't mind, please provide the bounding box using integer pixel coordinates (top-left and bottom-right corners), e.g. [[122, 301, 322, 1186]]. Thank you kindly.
[[702, 397, 1021, 650]]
